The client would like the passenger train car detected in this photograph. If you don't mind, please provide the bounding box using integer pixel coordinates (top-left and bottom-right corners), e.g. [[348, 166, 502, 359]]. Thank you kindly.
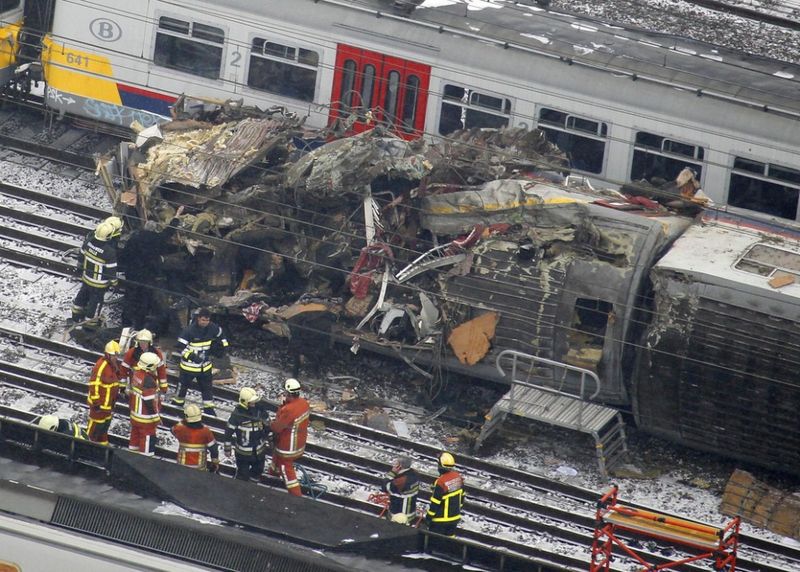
[[0, 0, 24, 84], [31, 0, 800, 223]]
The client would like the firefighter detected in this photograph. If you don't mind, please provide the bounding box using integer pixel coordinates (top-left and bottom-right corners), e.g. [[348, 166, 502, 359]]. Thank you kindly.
[[268, 378, 310, 497], [172, 403, 220, 472], [383, 456, 420, 524], [38, 415, 88, 439], [223, 387, 271, 482], [121, 329, 168, 394], [70, 220, 118, 324], [85, 340, 126, 445], [128, 352, 163, 455], [173, 307, 228, 416], [425, 452, 465, 536]]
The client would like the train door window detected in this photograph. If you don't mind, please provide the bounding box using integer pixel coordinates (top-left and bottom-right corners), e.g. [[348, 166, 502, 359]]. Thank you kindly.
[[630, 131, 704, 184], [401, 75, 420, 134], [384, 70, 401, 123], [728, 157, 800, 220], [537, 108, 608, 173], [439, 84, 511, 135], [339, 59, 357, 109], [0, 1, 20, 11], [247, 38, 319, 102], [154, 17, 224, 80], [361, 65, 376, 109], [569, 298, 611, 349]]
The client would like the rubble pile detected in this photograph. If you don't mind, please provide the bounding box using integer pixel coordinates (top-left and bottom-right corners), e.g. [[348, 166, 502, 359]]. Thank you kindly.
[[102, 107, 688, 382]]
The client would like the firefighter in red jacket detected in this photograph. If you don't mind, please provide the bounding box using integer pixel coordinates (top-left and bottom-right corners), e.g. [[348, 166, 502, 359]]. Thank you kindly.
[[85, 340, 126, 445], [172, 403, 220, 471], [128, 352, 163, 455], [269, 378, 310, 496], [121, 329, 168, 394], [425, 452, 465, 536]]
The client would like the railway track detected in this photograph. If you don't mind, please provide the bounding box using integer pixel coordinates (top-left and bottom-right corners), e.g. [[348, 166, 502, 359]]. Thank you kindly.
[[2, 328, 799, 572], [0, 126, 799, 571]]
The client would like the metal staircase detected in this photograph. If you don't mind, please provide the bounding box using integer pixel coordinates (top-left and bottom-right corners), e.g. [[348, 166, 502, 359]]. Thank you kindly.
[[474, 350, 627, 478]]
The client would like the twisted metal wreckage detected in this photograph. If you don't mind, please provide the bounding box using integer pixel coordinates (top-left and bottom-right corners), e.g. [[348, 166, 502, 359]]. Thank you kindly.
[[96, 102, 697, 391]]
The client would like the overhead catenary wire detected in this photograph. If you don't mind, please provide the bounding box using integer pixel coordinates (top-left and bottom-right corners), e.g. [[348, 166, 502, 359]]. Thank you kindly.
[[4, 2, 800, 388]]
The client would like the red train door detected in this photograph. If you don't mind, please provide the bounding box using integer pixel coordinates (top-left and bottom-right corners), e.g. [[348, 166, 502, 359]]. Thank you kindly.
[[329, 44, 430, 139]]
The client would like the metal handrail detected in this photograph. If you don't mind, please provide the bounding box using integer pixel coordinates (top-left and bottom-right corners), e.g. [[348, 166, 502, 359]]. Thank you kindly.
[[495, 349, 602, 401]]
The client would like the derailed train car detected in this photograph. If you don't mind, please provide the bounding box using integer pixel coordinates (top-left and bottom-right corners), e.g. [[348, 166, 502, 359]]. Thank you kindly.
[[104, 114, 800, 476]]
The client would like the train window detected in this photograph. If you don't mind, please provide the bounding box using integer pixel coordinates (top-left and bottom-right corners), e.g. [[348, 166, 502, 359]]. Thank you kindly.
[[735, 244, 800, 281], [400, 75, 420, 134], [537, 107, 608, 174], [154, 17, 224, 80], [728, 157, 800, 220], [569, 298, 611, 349], [384, 71, 400, 123], [0, 1, 21, 10], [340, 60, 357, 109], [630, 131, 704, 184], [439, 84, 511, 135], [361, 65, 376, 109], [248, 38, 319, 103]]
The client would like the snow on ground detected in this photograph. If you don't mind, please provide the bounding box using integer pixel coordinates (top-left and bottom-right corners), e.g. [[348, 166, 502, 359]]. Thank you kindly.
[[0, 152, 798, 562]]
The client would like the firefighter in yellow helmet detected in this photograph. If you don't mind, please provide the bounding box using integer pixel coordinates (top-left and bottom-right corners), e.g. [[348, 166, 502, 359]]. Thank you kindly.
[[70, 220, 118, 325], [172, 403, 220, 471], [127, 352, 163, 455], [85, 339, 126, 445], [38, 414, 88, 439], [223, 387, 271, 481], [121, 329, 168, 394], [425, 452, 465, 536]]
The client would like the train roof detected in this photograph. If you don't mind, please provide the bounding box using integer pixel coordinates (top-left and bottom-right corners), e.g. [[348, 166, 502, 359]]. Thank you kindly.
[[212, 0, 800, 116], [654, 220, 800, 301]]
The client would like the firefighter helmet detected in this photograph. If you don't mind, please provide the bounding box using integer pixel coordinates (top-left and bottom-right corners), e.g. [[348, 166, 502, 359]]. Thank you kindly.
[[38, 415, 59, 431], [104, 340, 121, 355], [135, 329, 153, 343], [239, 387, 259, 407], [184, 403, 202, 423], [104, 216, 123, 237], [138, 352, 160, 372], [284, 378, 301, 393], [94, 221, 115, 241], [438, 452, 456, 468]]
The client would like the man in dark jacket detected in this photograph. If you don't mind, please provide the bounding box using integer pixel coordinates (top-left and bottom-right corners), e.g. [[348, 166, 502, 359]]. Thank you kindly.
[[71, 221, 118, 324], [117, 208, 183, 331], [224, 387, 271, 482], [173, 307, 228, 416], [383, 456, 420, 524]]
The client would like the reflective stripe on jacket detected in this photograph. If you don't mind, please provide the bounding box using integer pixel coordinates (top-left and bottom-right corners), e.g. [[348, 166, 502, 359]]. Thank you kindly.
[[271, 396, 309, 458], [426, 471, 465, 523], [87, 356, 125, 411], [177, 321, 228, 373], [129, 369, 161, 424]]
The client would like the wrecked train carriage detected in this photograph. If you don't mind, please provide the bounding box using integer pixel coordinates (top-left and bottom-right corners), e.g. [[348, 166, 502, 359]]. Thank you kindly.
[[635, 219, 800, 475], [350, 178, 692, 406]]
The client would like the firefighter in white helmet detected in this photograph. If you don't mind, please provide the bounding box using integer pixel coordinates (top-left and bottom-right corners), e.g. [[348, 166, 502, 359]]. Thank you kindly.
[[127, 352, 163, 455], [268, 378, 310, 496], [70, 220, 118, 325], [223, 387, 271, 481], [121, 329, 168, 394]]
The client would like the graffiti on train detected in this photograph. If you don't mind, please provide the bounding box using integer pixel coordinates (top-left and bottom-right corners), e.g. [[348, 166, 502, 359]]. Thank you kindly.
[[46, 87, 161, 127]]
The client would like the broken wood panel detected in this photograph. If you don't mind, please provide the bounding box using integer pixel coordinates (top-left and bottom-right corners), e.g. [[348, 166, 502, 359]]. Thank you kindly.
[[721, 470, 800, 540]]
